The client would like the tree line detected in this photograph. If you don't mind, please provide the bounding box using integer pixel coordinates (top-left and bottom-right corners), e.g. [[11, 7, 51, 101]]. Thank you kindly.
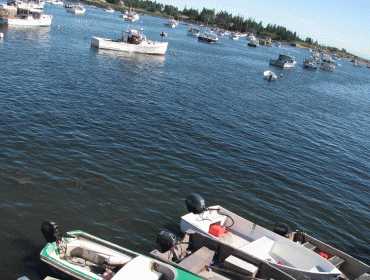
[[102, 0, 346, 52]]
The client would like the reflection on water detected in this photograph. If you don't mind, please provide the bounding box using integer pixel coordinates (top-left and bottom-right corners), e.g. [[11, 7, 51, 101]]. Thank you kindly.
[[1, 25, 51, 42]]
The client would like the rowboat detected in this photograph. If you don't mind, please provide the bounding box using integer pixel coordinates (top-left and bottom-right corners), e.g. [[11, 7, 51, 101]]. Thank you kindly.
[[151, 229, 297, 280], [263, 70, 277, 81], [180, 194, 342, 280], [40, 221, 201, 280]]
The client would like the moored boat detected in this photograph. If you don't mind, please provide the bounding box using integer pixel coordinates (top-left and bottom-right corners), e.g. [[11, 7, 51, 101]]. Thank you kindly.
[[91, 28, 168, 55], [303, 58, 318, 70], [187, 25, 200, 36], [105, 7, 114, 12], [320, 57, 336, 72], [198, 29, 218, 43], [179, 193, 342, 280], [269, 54, 296, 68], [230, 32, 239, 40], [164, 18, 177, 28], [66, 4, 86, 14], [3, 9, 52, 26], [40, 221, 201, 280], [247, 39, 259, 47], [151, 230, 297, 280]]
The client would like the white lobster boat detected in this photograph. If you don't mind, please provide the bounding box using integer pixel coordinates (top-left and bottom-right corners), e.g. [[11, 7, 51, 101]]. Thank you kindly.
[[180, 194, 342, 280], [66, 4, 86, 14], [91, 29, 168, 55], [3, 10, 52, 26]]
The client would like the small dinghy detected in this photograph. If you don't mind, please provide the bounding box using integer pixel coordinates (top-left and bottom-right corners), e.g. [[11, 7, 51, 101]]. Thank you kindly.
[[40, 221, 201, 280], [151, 230, 297, 280], [160, 32, 167, 37], [179, 194, 342, 280], [263, 70, 277, 81]]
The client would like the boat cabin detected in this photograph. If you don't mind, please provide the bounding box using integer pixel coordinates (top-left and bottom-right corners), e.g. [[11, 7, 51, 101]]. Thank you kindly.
[[122, 29, 146, 44]]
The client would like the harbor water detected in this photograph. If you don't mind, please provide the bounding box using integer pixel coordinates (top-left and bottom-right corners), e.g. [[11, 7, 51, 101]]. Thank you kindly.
[[0, 2, 369, 279]]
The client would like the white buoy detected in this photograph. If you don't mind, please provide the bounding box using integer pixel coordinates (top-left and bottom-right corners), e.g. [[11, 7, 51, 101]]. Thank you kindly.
[[0, 32, 3, 38]]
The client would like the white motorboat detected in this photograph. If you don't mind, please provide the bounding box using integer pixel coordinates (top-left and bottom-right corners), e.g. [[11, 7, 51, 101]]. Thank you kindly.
[[66, 4, 86, 14], [248, 39, 259, 47], [91, 28, 168, 55], [198, 30, 218, 43], [320, 57, 336, 72], [0, 3, 18, 12], [269, 54, 296, 68], [187, 25, 199, 36], [105, 6, 114, 12], [247, 33, 256, 41], [180, 194, 342, 280], [354, 60, 362, 68], [119, 11, 128, 18], [275, 42, 282, 47], [303, 58, 318, 70], [230, 32, 239, 40], [13, 0, 44, 10], [3, 10, 52, 26], [52, 0, 63, 5], [40, 221, 199, 280], [263, 70, 277, 81], [164, 18, 177, 28], [124, 9, 139, 22]]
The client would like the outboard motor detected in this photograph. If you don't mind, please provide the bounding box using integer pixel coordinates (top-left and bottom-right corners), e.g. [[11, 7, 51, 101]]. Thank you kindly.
[[156, 231, 177, 253], [273, 223, 292, 238], [41, 220, 60, 243], [185, 193, 206, 214]]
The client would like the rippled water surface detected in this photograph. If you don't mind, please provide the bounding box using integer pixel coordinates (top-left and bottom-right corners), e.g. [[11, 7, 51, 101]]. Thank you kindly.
[[0, 2, 369, 279]]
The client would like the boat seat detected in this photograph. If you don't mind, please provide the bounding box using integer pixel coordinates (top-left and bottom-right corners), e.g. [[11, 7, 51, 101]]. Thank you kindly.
[[328, 256, 345, 268], [66, 246, 106, 266], [302, 242, 317, 251], [179, 246, 216, 274], [238, 236, 275, 261], [112, 256, 162, 280]]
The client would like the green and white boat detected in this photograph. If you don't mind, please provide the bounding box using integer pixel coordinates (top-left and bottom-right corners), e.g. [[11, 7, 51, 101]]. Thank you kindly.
[[40, 221, 201, 280]]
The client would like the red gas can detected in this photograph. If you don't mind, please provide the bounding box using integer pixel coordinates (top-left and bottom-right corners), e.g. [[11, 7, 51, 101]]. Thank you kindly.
[[209, 223, 227, 237]]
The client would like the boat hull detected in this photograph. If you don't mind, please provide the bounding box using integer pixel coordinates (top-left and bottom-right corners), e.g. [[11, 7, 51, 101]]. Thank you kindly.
[[5, 16, 52, 26], [91, 36, 168, 55], [198, 36, 217, 43], [270, 59, 295, 68]]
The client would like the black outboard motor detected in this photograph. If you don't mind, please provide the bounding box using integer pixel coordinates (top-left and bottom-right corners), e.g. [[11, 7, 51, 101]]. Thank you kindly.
[[273, 222, 292, 238], [185, 193, 206, 214], [41, 220, 60, 243], [156, 231, 177, 253]]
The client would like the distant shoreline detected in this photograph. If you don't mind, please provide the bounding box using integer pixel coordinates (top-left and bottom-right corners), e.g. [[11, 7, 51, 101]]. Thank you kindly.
[[69, 0, 369, 64]]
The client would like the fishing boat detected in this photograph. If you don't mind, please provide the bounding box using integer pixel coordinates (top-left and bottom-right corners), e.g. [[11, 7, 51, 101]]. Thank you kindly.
[[187, 25, 200, 37], [247, 39, 259, 47], [91, 28, 168, 55], [3, 9, 52, 26], [269, 54, 296, 68], [151, 230, 297, 280], [105, 7, 114, 12], [164, 18, 177, 28], [124, 9, 139, 22], [198, 29, 218, 43], [354, 60, 362, 68], [179, 194, 342, 280], [303, 58, 318, 70], [275, 42, 282, 47], [230, 32, 239, 40], [66, 4, 86, 14], [263, 70, 277, 81], [320, 57, 336, 72], [40, 221, 202, 280]]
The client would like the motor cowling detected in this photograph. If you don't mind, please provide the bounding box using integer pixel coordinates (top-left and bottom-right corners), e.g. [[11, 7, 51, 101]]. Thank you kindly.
[[273, 223, 292, 238], [156, 231, 177, 253], [41, 220, 60, 243], [185, 193, 206, 214]]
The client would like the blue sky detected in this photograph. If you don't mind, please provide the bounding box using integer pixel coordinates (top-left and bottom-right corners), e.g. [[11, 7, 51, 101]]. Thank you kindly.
[[159, 0, 370, 59]]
